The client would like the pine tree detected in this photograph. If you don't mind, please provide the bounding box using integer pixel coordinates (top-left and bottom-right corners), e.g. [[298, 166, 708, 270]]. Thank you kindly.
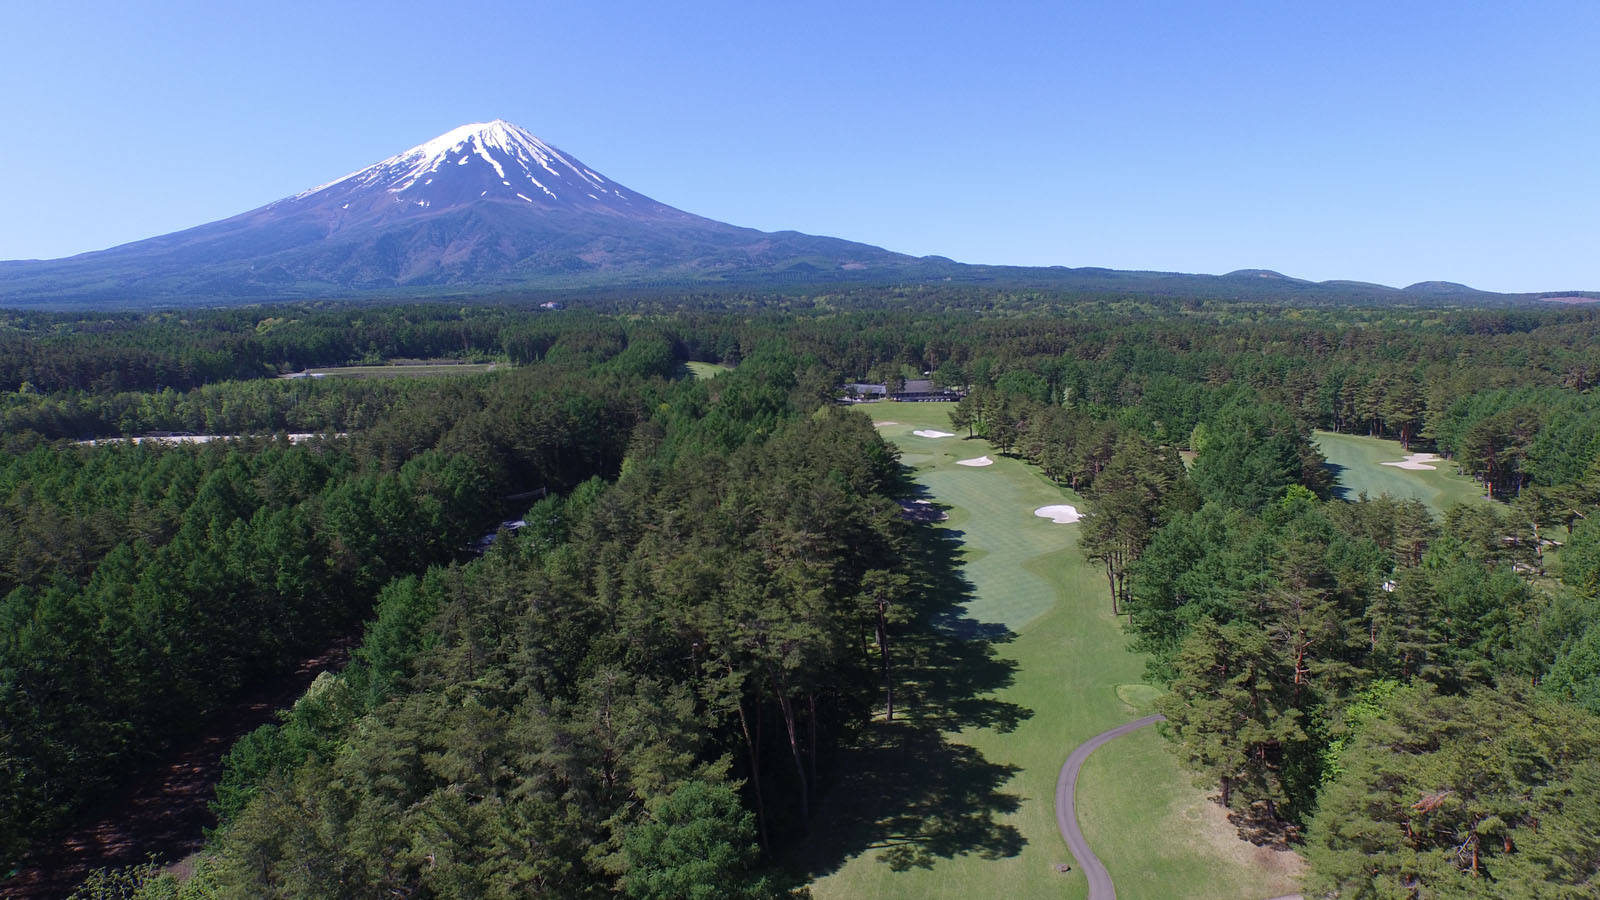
[[1157, 619, 1305, 815]]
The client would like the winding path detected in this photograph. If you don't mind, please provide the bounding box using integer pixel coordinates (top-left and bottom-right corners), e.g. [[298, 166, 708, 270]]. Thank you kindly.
[[1054, 715, 1166, 899], [1054, 713, 1303, 900]]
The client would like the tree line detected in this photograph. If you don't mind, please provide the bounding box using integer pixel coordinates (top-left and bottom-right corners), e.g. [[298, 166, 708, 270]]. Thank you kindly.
[[104, 350, 921, 898]]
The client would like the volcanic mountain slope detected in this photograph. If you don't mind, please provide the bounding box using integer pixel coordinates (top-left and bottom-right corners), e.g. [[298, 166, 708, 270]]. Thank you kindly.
[[0, 121, 917, 303], [0, 120, 1575, 307]]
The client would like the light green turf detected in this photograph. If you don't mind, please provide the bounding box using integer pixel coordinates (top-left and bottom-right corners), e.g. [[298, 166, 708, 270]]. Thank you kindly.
[[686, 360, 732, 379], [1115, 683, 1164, 711], [1315, 430, 1487, 516], [1078, 728, 1303, 899], [806, 402, 1300, 900]]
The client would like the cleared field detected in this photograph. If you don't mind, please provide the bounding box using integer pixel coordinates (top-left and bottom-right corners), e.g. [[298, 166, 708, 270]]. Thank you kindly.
[[1315, 430, 1486, 516], [804, 402, 1300, 900], [283, 362, 502, 379], [685, 360, 731, 379]]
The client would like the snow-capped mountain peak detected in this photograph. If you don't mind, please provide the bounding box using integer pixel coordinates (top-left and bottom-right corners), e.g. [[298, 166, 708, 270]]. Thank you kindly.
[[287, 120, 663, 220], [0, 120, 910, 304], [379, 119, 605, 194]]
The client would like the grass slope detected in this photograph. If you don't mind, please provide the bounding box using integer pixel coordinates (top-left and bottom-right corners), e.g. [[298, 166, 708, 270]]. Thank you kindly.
[[1315, 431, 1486, 516], [804, 402, 1299, 900]]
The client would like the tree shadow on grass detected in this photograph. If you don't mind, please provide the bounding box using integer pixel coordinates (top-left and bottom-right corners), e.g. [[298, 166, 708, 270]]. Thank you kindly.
[[1226, 802, 1302, 849], [791, 473, 1033, 878], [1322, 461, 1351, 501], [802, 720, 1025, 873]]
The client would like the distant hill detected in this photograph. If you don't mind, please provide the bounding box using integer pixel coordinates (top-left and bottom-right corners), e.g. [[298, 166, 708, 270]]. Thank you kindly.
[[0, 121, 1572, 308], [1403, 281, 1488, 295]]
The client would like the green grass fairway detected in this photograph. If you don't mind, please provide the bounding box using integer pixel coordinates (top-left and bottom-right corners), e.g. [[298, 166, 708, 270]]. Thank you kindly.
[[286, 362, 502, 379], [1315, 430, 1487, 516], [685, 360, 731, 379], [1077, 728, 1303, 897], [804, 402, 1301, 900]]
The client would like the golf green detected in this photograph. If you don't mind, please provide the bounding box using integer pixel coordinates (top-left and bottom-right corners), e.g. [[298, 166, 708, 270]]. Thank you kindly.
[[804, 403, 1302, 900]]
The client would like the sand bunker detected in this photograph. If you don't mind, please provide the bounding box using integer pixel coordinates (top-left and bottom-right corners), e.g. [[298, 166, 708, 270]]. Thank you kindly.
[[77, 433, 343, 447], [898, 499, 948, 523], [872, 421, 898, 427], [956, 456, 994, 467], [1381, 453, 1442, 470], [1034, 504, 1083, 524], [913, 429, 956, 438]]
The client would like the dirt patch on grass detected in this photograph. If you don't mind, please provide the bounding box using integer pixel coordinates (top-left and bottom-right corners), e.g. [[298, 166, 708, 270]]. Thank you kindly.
[[1178, 797, 1306, 894]]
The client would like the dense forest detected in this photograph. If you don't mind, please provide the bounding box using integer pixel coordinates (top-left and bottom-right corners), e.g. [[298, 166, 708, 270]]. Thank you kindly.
[[1, 292, 1598, 898]]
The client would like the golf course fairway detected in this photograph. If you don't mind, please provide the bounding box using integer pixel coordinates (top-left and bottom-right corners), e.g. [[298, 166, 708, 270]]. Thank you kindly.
[[1315, 430, 1486, 516], [804, 402, 1301, 900], [685, 360, 732, 379]]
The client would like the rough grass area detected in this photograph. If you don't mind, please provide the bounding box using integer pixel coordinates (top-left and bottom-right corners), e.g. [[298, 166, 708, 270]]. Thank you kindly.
[[1315, 430, 1487, 516], [285, 362, 502, 379], [1078, 732, 1304, 899], [685, 360, 731, 379], [800, 402, 1300, 900]]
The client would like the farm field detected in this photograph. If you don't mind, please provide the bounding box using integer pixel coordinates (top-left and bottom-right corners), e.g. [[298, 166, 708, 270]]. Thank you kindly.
[[1315, 430, 1487, 516], [804, 402, 1301, 900]]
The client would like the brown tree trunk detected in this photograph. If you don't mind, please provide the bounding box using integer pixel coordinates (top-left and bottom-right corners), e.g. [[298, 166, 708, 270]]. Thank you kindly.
[[875, 597, 895, 721], [767, 664, 811, 829], [732, 689, 769, 851], [807, 692, 818, 794]]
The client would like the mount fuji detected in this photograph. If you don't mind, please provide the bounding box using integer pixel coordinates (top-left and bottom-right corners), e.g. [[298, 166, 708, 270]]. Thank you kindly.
[[0, 120, 929, 304], [0, 120, 1550, 308]]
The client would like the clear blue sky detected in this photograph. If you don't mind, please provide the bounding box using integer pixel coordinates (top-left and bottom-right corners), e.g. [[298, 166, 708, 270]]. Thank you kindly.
[[3, 0, 1597, 292]]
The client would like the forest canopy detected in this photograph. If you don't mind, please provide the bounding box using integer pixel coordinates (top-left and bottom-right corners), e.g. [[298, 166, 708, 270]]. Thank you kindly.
[[1, 292, 1598, 898]]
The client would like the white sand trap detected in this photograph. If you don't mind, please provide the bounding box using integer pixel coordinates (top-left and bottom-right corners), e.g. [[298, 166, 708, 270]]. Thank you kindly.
[[1034, 504, 1083, 524], [956, 456, 994, 467], [76, 432, 344, 447], [913, 429, 956, 438], [1381, 453, 1442, 471], [872, 421, 898, 427]]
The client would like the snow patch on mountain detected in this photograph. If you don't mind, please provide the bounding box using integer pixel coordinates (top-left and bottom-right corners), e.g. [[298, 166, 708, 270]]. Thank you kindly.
[[291, 120, 609, 206]]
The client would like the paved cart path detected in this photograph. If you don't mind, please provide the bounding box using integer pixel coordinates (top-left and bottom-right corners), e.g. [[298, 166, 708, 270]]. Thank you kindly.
[[1054, 715, 1165, 899], [1054, 714, 1303, 900]]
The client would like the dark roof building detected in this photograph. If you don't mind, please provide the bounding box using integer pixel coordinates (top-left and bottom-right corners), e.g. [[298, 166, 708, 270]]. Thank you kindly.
[[844, 382, 889, 397], [839, 379, 965, 403], [892, 379, 964, 401]]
